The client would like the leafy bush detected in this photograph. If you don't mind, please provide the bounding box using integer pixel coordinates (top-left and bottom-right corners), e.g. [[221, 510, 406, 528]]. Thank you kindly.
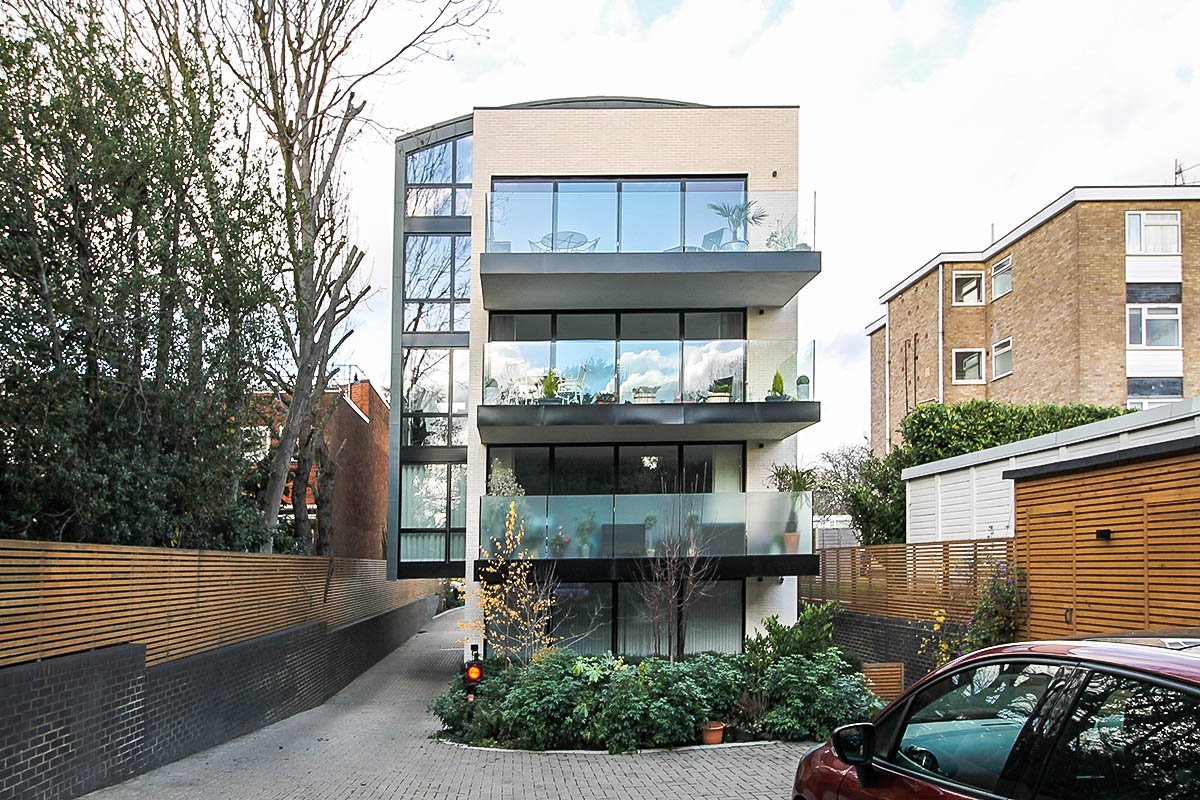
[[848, 400, 1127, 544], [923, 560, 1029, 667], [761, 649, 883, 741], [429, 617, 879, 752]]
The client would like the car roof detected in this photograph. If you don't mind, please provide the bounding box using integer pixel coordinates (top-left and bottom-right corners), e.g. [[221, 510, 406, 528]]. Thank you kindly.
[[955, 639, 1200, 687]]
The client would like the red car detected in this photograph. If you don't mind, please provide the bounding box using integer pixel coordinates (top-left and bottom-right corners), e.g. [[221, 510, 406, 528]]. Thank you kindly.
[[793, 637, 1200, 800]]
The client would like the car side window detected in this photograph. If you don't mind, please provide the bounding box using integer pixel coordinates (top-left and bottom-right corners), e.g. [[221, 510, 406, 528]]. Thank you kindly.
[[1036, 671, 1200, 800], [888, 662, 1061, 794]]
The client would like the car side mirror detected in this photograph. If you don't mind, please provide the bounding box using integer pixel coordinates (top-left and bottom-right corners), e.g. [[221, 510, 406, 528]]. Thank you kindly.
[[831, 722, 875, 766]]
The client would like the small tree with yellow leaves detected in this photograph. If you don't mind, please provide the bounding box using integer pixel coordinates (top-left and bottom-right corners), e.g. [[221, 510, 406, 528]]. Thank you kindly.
[[459, 501, 558, 665]]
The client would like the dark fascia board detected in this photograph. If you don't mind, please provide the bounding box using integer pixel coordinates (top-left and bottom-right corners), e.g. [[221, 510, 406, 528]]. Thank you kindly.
[[481, 250, 821, 276], [1002, 434, 1200, 482], [397, 446, 467, 463], [396, 560, 465, 579], [473, 554, 819, 583], [477, 401, 821, 444], [479, 250, 821, 311]]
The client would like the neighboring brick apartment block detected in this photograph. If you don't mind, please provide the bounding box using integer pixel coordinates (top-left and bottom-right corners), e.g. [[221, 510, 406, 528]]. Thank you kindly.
[[867, 185, 1200, 455], [264, 379, 390, 558]]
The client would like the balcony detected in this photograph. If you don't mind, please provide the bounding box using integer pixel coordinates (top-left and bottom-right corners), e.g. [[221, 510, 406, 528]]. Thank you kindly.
[[476, 492, 818, 580], [479, 186, 820, 310], [477, 339, 819, 443]]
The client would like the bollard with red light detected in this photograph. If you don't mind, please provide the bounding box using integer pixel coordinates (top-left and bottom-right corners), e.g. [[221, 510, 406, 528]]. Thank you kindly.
[[464, 643, 483, 702]]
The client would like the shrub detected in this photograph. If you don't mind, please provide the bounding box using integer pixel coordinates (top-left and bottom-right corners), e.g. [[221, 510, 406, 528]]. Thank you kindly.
[[760, 649, 882, 742], [847, 400, 1127, 544], [497, 649, 584, 749]]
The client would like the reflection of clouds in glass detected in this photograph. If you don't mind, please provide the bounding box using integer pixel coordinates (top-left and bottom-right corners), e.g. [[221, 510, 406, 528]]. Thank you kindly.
[[619, 344, 680, 400], [683, 341, 744, 398]]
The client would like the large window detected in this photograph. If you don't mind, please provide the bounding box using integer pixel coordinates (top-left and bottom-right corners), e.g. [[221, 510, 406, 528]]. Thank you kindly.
[[888, 662, 1061, 795], [991, 255, 1013, 299], [992, 338, 1013, 379], [487, 177, 751, 254], [952, 271, 984, 305], [401, 347, 467, 445], [405, 135, 472, 217], [488, 444, 744, 496], [403, 235, 471, 332], [1126, 211, 1181, 255], [486, 310, 745, 405], [953, 348, 986, 384], [398, 463, 465, 561], [1127, 304, 1181, 348], [1037, 671, 1200, 800]]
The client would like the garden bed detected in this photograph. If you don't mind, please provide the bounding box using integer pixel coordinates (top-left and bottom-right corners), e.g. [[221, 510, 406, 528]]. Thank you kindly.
[[429, 610, 881, 754]]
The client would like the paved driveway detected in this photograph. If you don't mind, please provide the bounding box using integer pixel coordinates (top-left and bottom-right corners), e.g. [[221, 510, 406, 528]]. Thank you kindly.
[[87, 607, 811, 799]]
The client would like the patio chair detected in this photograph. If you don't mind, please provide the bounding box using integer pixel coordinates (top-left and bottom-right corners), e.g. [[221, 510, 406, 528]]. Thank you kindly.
[[701, 228, 725, 251]]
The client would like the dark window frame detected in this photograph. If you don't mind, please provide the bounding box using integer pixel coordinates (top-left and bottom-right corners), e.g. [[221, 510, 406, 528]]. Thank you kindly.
[[397, 462, 467, 563], [486, 442, 747, 496], [405, 135, 473, 217], [400, 346, 469, 446]]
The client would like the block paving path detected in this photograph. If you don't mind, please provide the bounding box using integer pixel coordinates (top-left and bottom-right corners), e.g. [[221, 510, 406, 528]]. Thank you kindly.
[[86, 607, 812, 799]]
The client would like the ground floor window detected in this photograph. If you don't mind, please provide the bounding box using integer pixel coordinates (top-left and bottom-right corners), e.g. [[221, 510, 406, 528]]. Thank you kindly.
[[547, 580, 744, 657]]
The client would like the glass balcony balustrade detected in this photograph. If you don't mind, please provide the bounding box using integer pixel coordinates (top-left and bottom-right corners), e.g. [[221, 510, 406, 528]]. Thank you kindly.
[[478, 492, 813, 559], [485, 188, 812, 255], [483, 339, 814, 406]]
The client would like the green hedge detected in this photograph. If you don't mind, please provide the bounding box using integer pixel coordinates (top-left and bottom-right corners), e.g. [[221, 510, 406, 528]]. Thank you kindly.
[[848, 400, 1127, 544]]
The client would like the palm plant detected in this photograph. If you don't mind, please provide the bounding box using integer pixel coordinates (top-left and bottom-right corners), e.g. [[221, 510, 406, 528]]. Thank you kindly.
[[707, 200, 769, 242]]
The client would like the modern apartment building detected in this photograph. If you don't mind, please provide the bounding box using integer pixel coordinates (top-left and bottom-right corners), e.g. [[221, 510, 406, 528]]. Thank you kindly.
[[867, 185, 1200, 456], [386, 98, 821, 654]]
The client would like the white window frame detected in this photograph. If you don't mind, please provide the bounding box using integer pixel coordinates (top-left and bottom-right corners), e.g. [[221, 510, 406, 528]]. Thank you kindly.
[[1126, 303, 1182, 349], [1125, 210, 1181, 256], [951, 271, 985, 306], [991, 256, 1013, 300], [992, 338, 1013, 380], [952, 348, 986, 385], [1127, 397, 1183, 411]]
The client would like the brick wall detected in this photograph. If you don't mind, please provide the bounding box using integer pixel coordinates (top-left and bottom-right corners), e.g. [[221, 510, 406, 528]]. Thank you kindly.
[[869, 197, 1200, 452], [0, 596, 437, 800], [829, 609, 958, 688], [327, 382, 390, 560]]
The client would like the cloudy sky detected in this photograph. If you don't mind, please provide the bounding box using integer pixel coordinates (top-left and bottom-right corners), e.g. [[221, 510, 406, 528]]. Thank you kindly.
[[335, 0, 1200, 459]]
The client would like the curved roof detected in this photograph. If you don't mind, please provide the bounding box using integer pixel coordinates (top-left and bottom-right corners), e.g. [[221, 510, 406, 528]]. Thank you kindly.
[[395, 96, 712, 148]]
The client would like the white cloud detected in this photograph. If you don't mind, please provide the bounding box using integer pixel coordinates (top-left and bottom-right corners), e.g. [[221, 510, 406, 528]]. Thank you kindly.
[[338, 0, 1200, 456]]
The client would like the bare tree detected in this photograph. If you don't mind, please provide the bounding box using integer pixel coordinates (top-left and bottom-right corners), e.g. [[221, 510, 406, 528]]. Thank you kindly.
[[194, 0, 495, 546], [630, 493, 720, 662]]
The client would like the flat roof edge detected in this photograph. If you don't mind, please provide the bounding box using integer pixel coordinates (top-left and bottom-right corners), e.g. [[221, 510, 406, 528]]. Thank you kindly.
[[901, 398, 1200, 480], [878, 185, 1200, 303], [865, 315, 886, 334], [1003, 434, 1200, 481]]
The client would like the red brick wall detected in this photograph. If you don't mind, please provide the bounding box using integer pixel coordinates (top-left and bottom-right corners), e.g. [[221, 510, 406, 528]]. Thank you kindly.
[[324, 382, 388, 560]]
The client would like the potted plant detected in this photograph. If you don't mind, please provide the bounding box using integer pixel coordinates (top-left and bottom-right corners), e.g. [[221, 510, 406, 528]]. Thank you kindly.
[[539, 370, 563, 404], [707, 199, 768, 250], [706, 378, 733, 403], [643, 514, 657, 556], [796, 374, 811, 400], [576, 509, 597, 558], [766, 370, 791, 402], [483, 377, 500, 404], [701, 720, 726, 745], [596, 391, 617, 404], [632, 385, 659, 404], [766, 463, 817, 554], [547, 525, 571, 558]]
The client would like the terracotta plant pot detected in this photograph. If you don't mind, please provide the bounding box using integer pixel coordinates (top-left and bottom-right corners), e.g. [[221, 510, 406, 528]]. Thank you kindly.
[[783, 531, 801, 554], [701, 721, 726, 745]]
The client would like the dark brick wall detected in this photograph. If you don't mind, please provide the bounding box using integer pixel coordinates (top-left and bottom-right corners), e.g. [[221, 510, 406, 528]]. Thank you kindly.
[[0, 645, 146, 800], [831, 610, 963, 688], [0, 595, 437, 800]]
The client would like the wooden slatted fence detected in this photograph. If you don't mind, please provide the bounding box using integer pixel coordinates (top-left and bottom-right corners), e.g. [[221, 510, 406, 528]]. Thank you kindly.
[[0, 539, 438, 669], [798, 539, 1014, 623], [862, 662, 905, 702]]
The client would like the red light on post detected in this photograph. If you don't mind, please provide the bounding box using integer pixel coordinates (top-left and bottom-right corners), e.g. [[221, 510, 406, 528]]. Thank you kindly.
[[465, 664, 483, 682]]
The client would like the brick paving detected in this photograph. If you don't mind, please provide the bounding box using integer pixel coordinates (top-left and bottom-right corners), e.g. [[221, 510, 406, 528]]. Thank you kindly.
[[85, 608, 812, 799]]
